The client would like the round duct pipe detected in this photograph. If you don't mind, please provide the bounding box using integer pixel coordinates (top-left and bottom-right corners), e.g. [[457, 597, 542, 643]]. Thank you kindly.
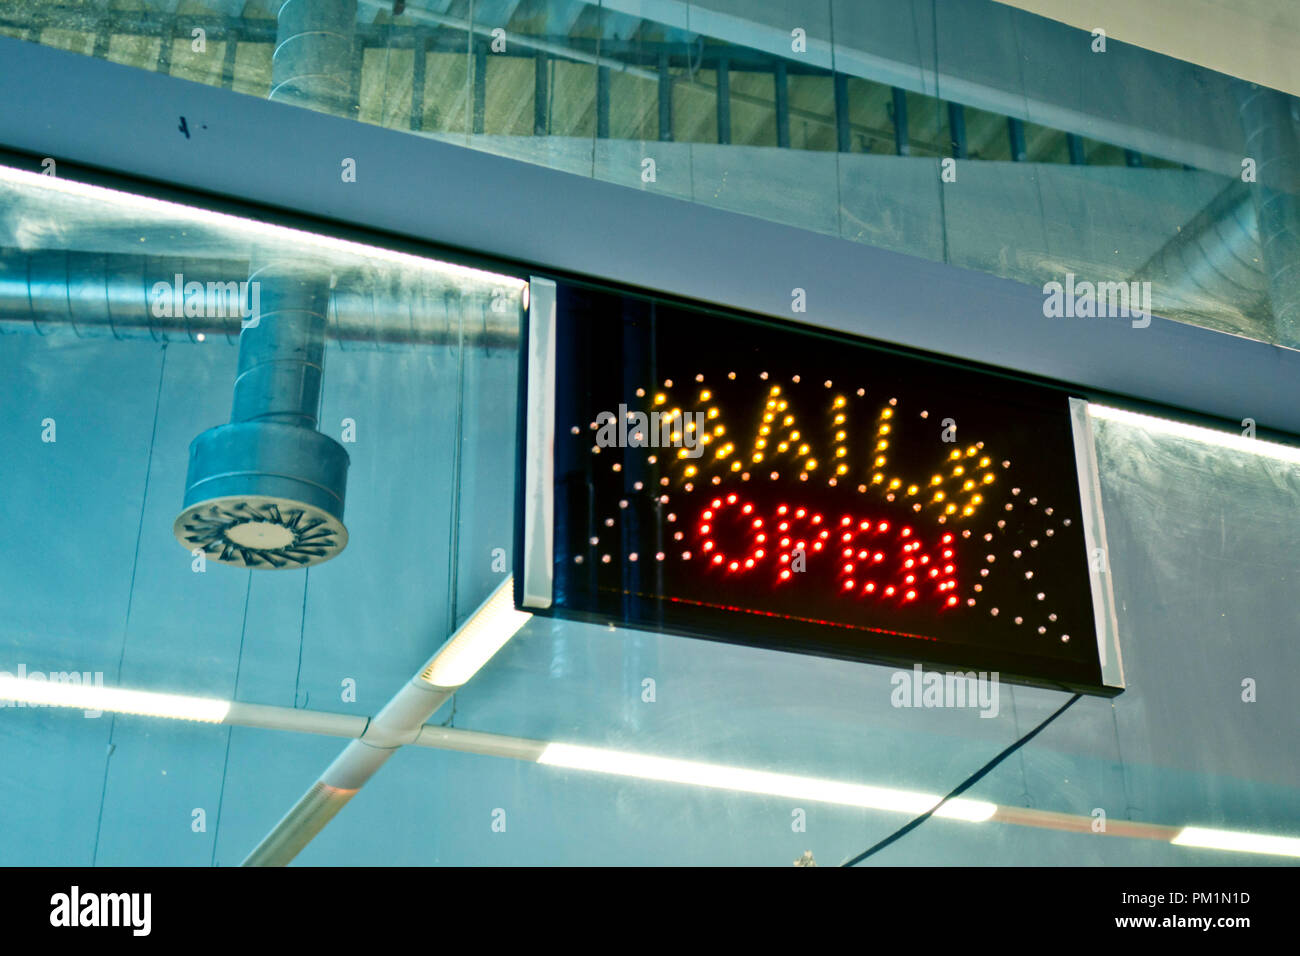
[[269, 0, 359, 119], [1236, 82, 1300, 347], [0, 248, 516, 348], [175, 0, 360, 570], [173, 259, 350, 569]]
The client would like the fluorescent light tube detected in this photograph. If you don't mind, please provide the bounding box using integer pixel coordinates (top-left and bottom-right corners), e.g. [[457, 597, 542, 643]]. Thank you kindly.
[[0, 675, 230, 723], [538, 741, 997, 822], [1088, 403, 1300, 466], [0, 163, 525, 293], [420, 579, 532, 688], [1172, 825, 1300, 858]]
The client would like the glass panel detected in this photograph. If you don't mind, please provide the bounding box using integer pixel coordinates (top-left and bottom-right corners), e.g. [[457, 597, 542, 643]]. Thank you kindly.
[[0, 164, 525, 864], [5, 0, 1298, 346], [2, 163, 1298, 864]]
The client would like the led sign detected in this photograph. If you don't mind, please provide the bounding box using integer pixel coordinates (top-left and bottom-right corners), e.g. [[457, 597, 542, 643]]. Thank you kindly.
[[517, 280, 1122, 695]]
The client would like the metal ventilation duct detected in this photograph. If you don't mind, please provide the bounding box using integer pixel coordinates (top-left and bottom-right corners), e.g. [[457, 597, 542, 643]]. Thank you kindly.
[[173, 0, 361, 571], [0, 249, 518, 348], [1138, 82, 1300, 346], [1134, 182, 1269, 328], [173, 257, 351, 569], [1236, 83, 1300, 347], [270, 0, 360, 119]]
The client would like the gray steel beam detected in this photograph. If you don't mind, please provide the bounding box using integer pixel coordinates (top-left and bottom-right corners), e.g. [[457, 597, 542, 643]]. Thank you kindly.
[[892, 87, 909, 156], [1066, 132, 1085, 165], [658, 51, 673, 141], [774, 59, 789, 148], [716, 55, 730, 145], [410, 29, 427, 131], [947, 101, 966, 159], [1008, 117, 1027, 161], [834, 73, 851, 153], [596, 65, 610, 138], [473, 39, 487, 133], [534, 49, 548, 136]]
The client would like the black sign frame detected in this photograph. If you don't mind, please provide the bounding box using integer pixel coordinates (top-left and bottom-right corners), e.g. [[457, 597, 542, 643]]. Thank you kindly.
[[515, 277, 1124, 697]]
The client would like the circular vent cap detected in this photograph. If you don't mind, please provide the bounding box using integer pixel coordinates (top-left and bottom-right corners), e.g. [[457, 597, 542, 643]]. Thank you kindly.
[[173, 495, 348, 569]]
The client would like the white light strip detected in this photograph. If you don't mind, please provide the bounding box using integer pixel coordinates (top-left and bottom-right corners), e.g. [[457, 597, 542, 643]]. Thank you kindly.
[[0, 164, 526, 293], [420, 578, 533, 688], [4, 676, 1300, 858], [538, 741, 998, 822], [1088, 403, 1300, 466], [0, 675, 230, 723], [1172, 826, 1300, 858]]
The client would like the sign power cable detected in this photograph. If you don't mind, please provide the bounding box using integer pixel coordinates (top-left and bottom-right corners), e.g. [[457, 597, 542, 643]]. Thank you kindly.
[[841, 692, 1083, 866]]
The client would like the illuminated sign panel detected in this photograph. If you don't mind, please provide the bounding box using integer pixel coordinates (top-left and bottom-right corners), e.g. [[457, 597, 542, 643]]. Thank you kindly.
[[517, 280, 1122, 696]]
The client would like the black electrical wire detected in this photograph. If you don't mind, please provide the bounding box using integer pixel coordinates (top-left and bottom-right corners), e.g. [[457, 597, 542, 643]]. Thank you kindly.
[[841, 691, 1083, 866]]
